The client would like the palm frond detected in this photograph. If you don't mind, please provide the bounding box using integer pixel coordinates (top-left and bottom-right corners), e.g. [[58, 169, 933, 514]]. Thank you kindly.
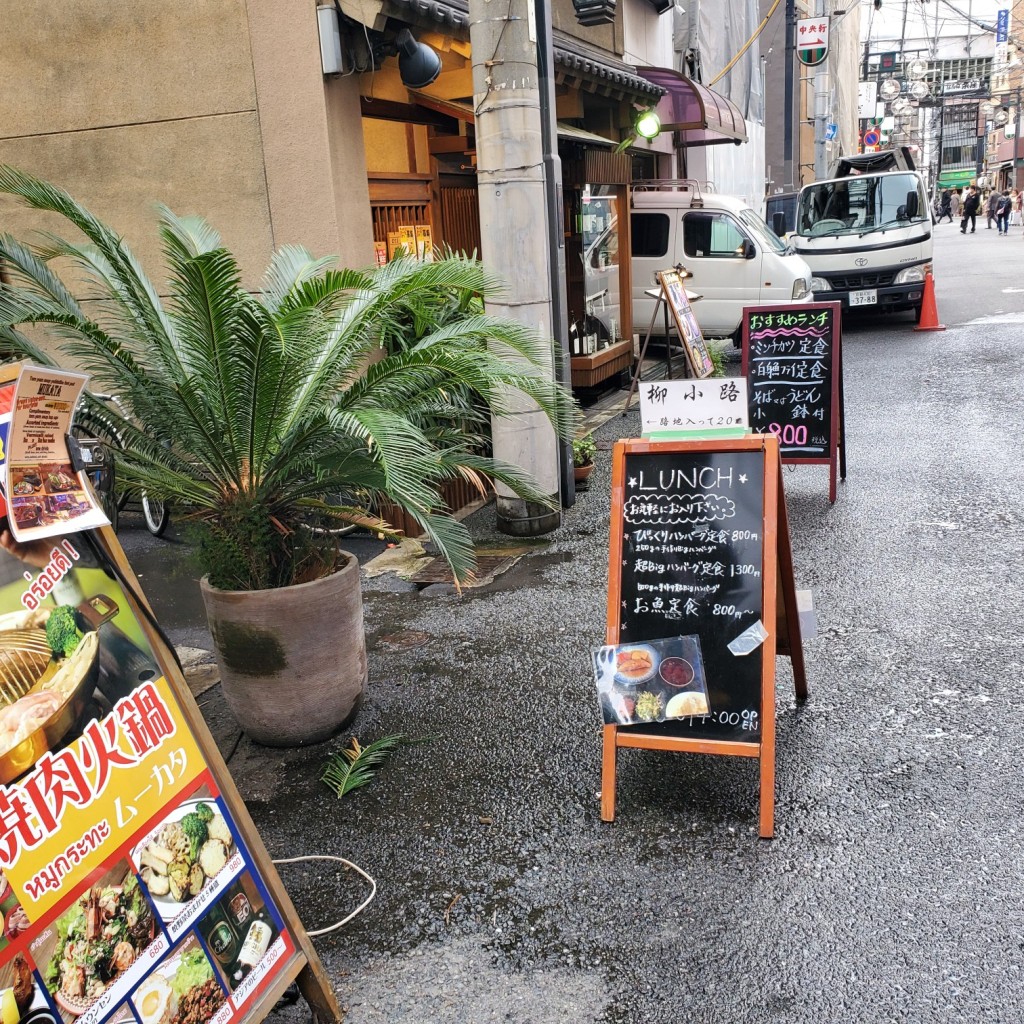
[[0, 233, 85, 316], [157, 205, 223, 263], [320, 734, 405, 799]]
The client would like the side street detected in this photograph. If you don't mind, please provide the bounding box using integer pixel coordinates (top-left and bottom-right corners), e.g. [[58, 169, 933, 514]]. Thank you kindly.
[[110, 231, 1024, 1022]]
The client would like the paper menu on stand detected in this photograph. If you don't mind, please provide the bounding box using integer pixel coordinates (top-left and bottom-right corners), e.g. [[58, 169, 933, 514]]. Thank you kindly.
[[5, 364, 109, 541]]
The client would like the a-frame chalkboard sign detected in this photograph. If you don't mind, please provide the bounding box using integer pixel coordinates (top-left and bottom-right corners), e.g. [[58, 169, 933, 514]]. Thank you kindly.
[[602, 435, 807, 838], [741, 301, 846, 503]]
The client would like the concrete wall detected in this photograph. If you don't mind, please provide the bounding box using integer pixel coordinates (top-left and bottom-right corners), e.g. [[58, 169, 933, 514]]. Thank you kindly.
[[0, 0, 374, 296]]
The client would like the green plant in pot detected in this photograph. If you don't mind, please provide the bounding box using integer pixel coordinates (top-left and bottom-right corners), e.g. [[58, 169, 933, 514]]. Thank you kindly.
[[572, 432, 597, 488], [0, 166, 574, 746]]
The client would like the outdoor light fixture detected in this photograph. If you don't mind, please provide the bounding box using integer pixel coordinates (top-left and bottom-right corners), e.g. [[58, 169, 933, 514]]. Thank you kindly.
[[393, 28, 441, 88], [572, 0, 617, 27], [634, 109, 661, 140], [363, 27, 442, 88]]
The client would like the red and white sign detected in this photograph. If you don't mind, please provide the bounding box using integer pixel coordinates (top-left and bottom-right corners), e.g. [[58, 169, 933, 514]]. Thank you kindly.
[[797, 17, 829, 67]]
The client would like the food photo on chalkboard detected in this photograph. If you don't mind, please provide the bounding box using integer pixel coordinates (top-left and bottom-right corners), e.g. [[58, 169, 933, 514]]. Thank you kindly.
[[591, 636, 710, 726]]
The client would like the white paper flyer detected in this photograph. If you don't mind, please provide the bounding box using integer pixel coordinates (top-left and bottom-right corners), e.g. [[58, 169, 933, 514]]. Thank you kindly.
[[5, 364, 109, 541]]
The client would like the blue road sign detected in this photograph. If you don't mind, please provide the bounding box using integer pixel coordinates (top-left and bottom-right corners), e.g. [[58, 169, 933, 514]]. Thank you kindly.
[[997, 9, 1009, 43]]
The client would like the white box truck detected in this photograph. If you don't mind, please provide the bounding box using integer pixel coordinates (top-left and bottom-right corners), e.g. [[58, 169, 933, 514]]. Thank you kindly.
[[791, 147, 932, 318]]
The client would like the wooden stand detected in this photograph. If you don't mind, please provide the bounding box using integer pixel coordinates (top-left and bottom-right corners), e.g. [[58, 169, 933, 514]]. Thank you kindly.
[[600, 436, 807, 839], [622, 286, 704, 415]]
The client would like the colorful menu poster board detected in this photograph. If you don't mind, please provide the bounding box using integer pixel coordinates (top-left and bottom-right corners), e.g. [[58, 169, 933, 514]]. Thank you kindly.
[[0, 528, 339, 1024], [602, 436, 807, 838], [740, 301, 846, 502], [656, 270, 714, 380]]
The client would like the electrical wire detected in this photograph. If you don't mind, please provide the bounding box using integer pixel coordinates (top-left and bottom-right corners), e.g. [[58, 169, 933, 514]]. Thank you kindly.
[[473, 0, 517, 117], [271, 855, 377, 936], [708, 0, 783, 87]]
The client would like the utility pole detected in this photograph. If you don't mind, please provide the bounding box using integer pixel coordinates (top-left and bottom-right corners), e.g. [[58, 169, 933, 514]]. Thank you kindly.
[[784, 0, 797, 188], [1015, 85, 1022, 190], [469, 0, 561, 537]]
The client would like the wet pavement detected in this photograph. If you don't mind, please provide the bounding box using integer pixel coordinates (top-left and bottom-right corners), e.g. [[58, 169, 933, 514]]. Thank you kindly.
[[124, 226, 1024, 1022]]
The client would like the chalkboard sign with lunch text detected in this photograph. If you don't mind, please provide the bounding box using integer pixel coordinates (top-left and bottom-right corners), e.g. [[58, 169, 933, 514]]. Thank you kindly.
[[603, 436, 808, 838], [741, 301, 846, 502]]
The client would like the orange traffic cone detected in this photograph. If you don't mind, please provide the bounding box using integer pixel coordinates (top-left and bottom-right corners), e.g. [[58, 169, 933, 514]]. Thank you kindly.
[[915, 270, 946, 332]]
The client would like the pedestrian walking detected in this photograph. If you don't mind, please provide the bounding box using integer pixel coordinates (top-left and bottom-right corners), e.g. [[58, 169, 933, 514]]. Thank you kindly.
[[995, 190, 1012, 235], [950, 189, 962, 220], [986, 190, 1000, 228], [940, 189, 953, 222], [1012, 189, 1023, 227], [960, 185, 980, 233]]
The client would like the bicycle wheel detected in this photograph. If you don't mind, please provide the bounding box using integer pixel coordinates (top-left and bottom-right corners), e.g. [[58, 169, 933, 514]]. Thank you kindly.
[[99, 485, 120, 533], [141, 493, 170, 537]]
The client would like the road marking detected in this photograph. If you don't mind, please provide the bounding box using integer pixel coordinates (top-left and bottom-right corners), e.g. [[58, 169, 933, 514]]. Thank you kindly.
[[964, 311, 1024, 325], [1002, 287, 1024, 293]]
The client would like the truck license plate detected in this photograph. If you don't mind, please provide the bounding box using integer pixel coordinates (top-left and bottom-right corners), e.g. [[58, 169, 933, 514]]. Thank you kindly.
[[849, 288, 877, 307]]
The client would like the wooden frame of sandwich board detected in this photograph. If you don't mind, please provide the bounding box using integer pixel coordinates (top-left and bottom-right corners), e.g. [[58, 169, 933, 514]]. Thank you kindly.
[[90, 524, 342, 1024], [601, 435, 808, 839]]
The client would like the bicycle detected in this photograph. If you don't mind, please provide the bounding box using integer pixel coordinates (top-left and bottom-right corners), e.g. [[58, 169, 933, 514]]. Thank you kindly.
[[72, 392, 171, 538]]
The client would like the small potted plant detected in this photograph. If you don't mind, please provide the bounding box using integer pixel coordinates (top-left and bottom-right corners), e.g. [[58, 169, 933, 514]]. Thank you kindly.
[[572, 432, 597, 488]]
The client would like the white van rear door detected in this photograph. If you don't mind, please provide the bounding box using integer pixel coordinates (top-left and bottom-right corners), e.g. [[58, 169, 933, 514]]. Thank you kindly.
[[679, 210, 763, 337], [630, 211, 674, 335]]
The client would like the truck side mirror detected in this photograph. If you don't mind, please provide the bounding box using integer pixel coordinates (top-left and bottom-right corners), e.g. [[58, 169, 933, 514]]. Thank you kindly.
[[740, 239, 757, 260], [905, 191, 919, 219], [771, 212, 787, 237]]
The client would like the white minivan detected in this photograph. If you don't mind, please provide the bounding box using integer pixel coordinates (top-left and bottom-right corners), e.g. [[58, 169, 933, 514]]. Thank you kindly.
[[628, 181, 813, 344]]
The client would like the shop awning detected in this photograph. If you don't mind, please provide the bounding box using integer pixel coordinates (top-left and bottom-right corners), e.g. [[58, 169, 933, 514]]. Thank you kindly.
[[635, 67, 747, 146], [408, 92, 618, 147], [936, 167, 977, 188]]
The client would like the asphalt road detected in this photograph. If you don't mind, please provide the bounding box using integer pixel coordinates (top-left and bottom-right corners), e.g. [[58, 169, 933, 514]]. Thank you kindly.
[[122, 224, 1024, 1023]]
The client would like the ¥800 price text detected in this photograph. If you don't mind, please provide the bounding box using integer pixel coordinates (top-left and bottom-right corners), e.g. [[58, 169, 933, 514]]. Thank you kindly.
[[766, 423, 808, 445]]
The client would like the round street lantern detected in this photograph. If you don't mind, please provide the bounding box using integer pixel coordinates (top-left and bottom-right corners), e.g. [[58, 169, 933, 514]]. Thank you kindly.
[[634, 110, 661, 140], [879, 78, 901, 100]]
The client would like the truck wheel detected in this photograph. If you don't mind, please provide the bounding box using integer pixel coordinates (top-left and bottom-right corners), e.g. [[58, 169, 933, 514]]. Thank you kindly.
[[912, 302, 923, 324], [730, 326, 743, 349]]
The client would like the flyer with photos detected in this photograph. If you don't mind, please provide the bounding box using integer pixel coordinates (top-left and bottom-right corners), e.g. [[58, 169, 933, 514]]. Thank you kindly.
[[592, 635, 710, 726], [5, 366, 109, 542]]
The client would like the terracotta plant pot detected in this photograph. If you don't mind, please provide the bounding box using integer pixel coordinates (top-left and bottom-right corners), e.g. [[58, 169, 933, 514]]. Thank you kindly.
[[200, 554, 367, 747], [574, 462, 595, 487]]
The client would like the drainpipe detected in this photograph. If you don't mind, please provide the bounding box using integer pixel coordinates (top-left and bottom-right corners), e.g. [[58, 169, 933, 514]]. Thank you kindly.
[[534, 0, 574, 509]]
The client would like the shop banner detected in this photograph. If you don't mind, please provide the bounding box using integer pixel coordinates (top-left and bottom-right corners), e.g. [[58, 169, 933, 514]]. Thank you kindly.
[[5, 367, 109, 542], [0, 532, 297, 1024]]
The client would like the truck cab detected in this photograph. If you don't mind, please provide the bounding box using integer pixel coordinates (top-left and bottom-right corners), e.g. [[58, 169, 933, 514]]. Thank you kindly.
[[792, 147, 932, 317]]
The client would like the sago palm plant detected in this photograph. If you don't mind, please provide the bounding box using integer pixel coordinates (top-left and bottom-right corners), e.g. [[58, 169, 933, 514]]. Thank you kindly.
[[0, 166, 573, 590]]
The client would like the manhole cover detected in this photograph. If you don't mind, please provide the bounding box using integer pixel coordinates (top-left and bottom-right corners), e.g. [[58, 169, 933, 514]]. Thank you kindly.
[[409, 555, 517, 587], [379, 630, 432, 649]]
